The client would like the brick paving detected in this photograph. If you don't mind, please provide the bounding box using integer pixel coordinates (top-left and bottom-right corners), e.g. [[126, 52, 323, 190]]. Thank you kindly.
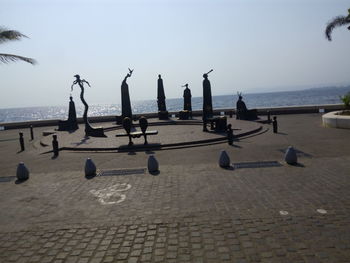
[[0, 113, 350, 262]]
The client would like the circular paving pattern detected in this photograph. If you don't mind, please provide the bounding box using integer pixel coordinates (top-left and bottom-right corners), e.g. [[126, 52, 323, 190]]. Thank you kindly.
[[40, 118, 264, 152]]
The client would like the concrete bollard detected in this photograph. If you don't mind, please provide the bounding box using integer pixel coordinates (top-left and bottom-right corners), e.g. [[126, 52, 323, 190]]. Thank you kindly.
[[16, 162, 29, 181], [19, 132, 25, 151], [148, 155, 159, 173], [52, 135, 59, 157], [219, 150, 230, 168], [284, 146, 297, 165], [85, 158, 96, 177]]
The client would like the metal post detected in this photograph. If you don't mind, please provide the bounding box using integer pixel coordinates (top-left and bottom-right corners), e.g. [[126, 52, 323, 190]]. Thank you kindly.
[[19, 132, 25, 151], [30, 125, 34, 140], [227, 124, 233, 145], [272, 116, 278, 133], [52, 135, 59, 157]]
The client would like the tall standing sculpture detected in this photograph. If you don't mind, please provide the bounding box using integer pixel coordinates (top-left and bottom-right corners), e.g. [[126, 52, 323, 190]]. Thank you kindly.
[[121, 68, 133, 120], [71, 75, 105, 137], [157, 74, 169, 120], [58, 96, 79, 131], [202, 69, 214, 124], [178, 83, 192, 120], [183, 84, 192, 112]]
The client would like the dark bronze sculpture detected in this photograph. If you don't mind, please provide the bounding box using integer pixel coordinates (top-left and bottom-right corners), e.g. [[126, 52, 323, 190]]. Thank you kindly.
[[71, 75, 105, 137], [235, 93, 258, 120], [157, 75, 169, 120], [119, 116, 157, 146], [183, 84, 192, 112], [202, 69, 214, 130], [139, 116, 149, 145], [58, 96, 79, 131], [157, 75, 166, 112], [179, 83, 192, 120], [122, 117, 133, 145], [121, 68, 133, 120], [202, 69, 213, 122]]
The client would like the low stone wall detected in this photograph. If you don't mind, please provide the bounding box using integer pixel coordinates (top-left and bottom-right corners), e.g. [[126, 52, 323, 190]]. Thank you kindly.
[[0, 104, 344, 130], [322, 111, 350, 129]]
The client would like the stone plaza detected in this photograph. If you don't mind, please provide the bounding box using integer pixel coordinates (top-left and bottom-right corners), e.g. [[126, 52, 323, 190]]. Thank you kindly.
[[0, 113, 349, 263]]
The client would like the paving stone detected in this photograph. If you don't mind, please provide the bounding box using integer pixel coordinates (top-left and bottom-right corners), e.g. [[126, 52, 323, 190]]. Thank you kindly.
[[117, 253, 129, 260]]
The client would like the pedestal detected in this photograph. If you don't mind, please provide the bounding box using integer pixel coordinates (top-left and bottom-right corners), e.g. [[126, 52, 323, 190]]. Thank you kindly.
[[179, 110, 190, 120], [158, 111, 169, 120]]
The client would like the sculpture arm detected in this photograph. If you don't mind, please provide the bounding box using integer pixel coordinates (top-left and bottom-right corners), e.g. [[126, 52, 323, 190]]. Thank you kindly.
[[82, 79, 91, 87], [71, 80, 78, 91]]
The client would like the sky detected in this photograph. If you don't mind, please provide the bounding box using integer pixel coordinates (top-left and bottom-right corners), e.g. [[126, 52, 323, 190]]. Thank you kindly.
[[1, 0, 350, 108]]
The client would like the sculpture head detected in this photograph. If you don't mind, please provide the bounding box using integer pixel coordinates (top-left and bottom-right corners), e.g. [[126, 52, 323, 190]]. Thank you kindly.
[[203, 74, 208, 79], [158, 74, 161, 79], [122, 117, 132, 134], [139, 116, 148, 134], [74, 74, 81, 81]]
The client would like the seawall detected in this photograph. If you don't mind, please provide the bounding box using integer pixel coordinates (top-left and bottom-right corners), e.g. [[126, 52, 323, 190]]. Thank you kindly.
[[0, 104, 344, 130]]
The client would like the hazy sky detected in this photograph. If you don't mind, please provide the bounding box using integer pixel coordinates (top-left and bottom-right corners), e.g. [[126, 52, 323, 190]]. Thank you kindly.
[[1, 0, 349, 108]]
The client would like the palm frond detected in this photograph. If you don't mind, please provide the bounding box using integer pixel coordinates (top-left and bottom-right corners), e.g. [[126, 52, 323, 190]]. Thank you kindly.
[[0, 53, 36, 65], [325, 15, 350, 41], [0, 28, 28, 44]]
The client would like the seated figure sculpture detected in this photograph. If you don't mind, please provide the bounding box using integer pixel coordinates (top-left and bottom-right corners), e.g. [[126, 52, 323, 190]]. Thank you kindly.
[[58, 96, 79, 131], [236, 94, 258, 120]]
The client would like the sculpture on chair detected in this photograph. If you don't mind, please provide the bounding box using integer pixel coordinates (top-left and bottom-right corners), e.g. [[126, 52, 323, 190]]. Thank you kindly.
[[57, 95, 79, 131], [235, 92, 258, 120]]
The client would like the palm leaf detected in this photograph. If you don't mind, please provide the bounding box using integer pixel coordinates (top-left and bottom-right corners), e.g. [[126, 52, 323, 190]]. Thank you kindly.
[[0, 53, 36, 65], [0, 28, 28, 44], [325, 15, 350, 41]]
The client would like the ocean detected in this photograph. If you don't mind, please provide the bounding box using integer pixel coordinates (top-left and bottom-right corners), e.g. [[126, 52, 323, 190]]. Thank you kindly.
[[0, 86, 349, 123]]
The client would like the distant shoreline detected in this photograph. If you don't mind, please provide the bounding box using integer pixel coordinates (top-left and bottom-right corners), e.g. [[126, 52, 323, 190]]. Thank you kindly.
[[1, 85, 349, 110]]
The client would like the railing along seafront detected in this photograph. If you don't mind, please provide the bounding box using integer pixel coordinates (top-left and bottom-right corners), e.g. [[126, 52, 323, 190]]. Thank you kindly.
[[0, 104, 345, 130]]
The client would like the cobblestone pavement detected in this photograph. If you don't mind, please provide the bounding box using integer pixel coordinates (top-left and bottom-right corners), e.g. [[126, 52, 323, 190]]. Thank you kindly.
[[0, 114, 350, 262]]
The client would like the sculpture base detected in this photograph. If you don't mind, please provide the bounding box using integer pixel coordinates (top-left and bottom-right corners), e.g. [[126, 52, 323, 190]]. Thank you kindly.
[[236, 109, 258, 120], [116, 115, 123, 125], [158, 111, 169, 120], [57, 120, 79, 131], [85, 124, 106, 137], [207, 116, 227, 132], [179, 110, 191, 120]]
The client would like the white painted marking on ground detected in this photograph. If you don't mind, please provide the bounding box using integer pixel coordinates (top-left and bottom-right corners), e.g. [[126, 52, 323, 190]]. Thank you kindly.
[[279, 210, 289, 216], [316, 209, 327, 214], [90, 183, 131, 205]]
